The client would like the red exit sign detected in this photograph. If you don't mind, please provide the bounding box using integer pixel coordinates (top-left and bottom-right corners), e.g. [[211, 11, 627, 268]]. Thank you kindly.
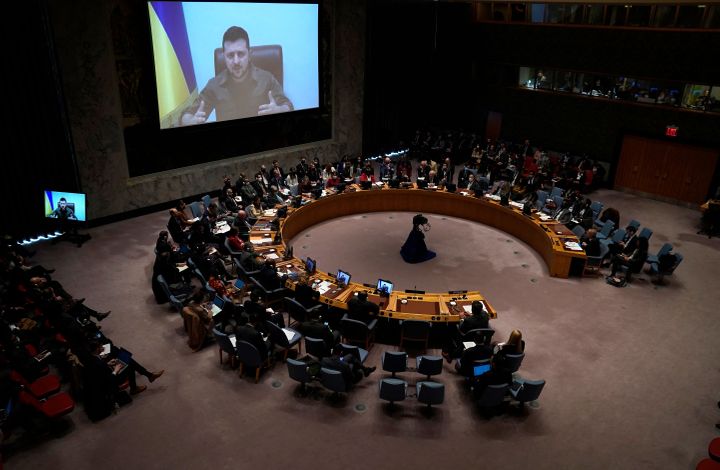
[[665, 125, 679, 137]]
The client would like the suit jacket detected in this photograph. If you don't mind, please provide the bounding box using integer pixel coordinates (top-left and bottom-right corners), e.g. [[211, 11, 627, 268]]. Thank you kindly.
[[295, 284, 320, 309], [257, 265, 282, 291], [459, 313, 489, 334], [234, 324, 269, 358], [301, 320, 339, 351], [347, 297, 379, 325]]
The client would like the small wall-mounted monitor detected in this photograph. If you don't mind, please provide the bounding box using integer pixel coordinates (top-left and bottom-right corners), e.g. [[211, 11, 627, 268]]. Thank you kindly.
[[377, 278, 393, 296], [44, 190, 86, 222]]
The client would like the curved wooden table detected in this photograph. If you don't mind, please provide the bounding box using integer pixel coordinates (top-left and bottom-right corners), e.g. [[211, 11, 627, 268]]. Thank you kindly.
[[245, 186, 585, 324]]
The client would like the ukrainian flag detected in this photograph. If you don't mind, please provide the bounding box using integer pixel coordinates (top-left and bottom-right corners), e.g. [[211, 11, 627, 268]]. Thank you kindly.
[[148, 2, 198, 128]]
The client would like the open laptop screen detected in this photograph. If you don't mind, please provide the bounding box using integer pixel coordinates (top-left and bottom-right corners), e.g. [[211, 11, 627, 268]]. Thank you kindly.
[[473, 363, 491, 377], [377, 279, 393, 295]]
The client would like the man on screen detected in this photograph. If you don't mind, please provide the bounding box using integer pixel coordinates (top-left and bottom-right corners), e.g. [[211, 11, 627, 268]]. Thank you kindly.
[[181, 26, 293, 125], [49, 198, 77, 220]]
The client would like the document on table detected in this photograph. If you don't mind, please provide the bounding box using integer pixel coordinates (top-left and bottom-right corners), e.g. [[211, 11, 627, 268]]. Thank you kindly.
[[263, 209, 277, 216], [252, 238, 273, 244], [538, 214, 552, 221], [316, 281, 332, 294], [265, 253, 279, 260], [463, 305, 473, 314], [509, 201, 524, 209], [564, 241, 583, 251]]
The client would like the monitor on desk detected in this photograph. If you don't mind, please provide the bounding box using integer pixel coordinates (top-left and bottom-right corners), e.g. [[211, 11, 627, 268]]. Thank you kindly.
[[336, 269, 351, 287], [377, 279, 393, 296], [305, 257, 316, 274]]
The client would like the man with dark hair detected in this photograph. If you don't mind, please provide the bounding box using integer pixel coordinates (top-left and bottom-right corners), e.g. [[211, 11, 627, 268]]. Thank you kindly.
[[347, 291, 379, 325], [181, 25, 293, 125], [50, 198, 77, 220]]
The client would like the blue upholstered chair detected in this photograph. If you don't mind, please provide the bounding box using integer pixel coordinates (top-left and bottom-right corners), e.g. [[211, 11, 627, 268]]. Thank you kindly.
[[379, 378, 408, 406], [337, 343, 368, 364], [646, 242, 673, 265], [286, 358, 313, 393], [266, 320, 302, 361], [416, 355, 443, 380], [320, 367, 348, 396], [235, 340, 270, 383], [510, 378, 546, 407], [381, 351, 408, 377], [416, 381, 445, 409], [476, 383, 509, 414], [305, 336, 330, 360], [340, 314, 377, 350], [212, 327, 237, 367]]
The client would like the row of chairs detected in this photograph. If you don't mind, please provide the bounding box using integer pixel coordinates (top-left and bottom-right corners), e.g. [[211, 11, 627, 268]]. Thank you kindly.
[[9, 364, 76, 427], [379, 352, 446, 408]]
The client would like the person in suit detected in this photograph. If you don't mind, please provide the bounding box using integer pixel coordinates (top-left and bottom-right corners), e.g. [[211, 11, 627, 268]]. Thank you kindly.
[[232, 315, 271, 360], [580, 228, 601, 257], [294, 275, 321, 309], [346, 291, 379, 325], [610, 236, 649, 282], [320, 347, 376, 386], [459, 301, 490, 333], [257, 259, 283, 291], [300, 314, 341, 354]]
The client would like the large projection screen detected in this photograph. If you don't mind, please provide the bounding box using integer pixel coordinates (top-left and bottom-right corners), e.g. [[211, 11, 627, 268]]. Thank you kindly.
[[148, 1, 319, 129]]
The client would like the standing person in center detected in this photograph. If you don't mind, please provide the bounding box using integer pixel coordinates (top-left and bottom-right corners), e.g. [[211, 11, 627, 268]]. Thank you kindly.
[[400, 214, 436, 263]]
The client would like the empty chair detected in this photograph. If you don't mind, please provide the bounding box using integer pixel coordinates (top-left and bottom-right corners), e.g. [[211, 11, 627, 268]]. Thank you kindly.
[[510, 378, 546, 407], [285, 297, 324, 328], [305, 336, 330, 359], [287, 358, 313, 393], [596, 220, 615, 240], [202, 194, 212, 210], [320, 367, 348, 396], [646, 242, 673, 264], [234, 258, 262, 280], [476, 383, 509, 413], [601, 228, 626, 247], [340, 315, 377, 350], [550, 186, 564, 199], [416, 355, 443, 380], [535, 190, 548, 210], [399, 320, 431, 350], [571, 225, 586, 238], [18, 389, 75, 420], [188, 201, 204, 219], [212, 327, 237, 367], [382, 351, 408, 377], [248, 276, 287, 305], [236, 340, 270, 383], [266, 321, 302, 361], [157, 274, 191, 303], [10, 370, 61, 399], [590, 201, 604, 218], [498, 352, 525, 373], [627, 219, 641, 230], [379, 378, 408, 406], [416, 381, 445, 409], [638, 227, 653, 241], [584, 242, 610, 275], [647, 252, 683, 285], [337, 343, 368, 364]]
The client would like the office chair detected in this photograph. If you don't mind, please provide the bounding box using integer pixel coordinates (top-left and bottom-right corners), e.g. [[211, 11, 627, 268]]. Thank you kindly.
[[381, 351, 408, 377], [379, 378, 408, 407], [416, 381, 445, 409], [236, 340, 271, 383], [510, 378, 546, 408], [214, 45, 284, 86]]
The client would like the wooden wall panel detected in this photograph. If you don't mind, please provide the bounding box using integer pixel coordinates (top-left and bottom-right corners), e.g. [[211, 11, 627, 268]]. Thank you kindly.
[[616, 135, 718, 204]]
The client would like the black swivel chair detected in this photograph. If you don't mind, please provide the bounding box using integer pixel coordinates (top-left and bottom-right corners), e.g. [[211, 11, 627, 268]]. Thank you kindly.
[[214, 45, 284, 86]]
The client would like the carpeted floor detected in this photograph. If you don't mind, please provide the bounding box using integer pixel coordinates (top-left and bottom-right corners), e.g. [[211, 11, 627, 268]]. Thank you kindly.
[[6, 188, 720, 470]]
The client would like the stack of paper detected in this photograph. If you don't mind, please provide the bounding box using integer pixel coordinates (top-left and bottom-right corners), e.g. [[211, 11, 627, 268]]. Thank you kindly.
[[564, 241, 583, 251], [263, 209, 277, 216], [251, 238, 274, 244], [316, 281, 332, 294]]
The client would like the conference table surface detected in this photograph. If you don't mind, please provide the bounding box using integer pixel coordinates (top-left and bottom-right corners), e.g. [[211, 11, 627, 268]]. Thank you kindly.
[[247, 183, 585, 323]]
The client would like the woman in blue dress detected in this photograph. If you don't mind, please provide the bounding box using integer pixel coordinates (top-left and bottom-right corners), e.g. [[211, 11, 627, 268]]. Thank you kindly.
[[400, 214, 436, 263]]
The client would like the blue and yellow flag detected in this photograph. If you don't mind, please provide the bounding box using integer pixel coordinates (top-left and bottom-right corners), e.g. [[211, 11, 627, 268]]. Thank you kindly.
[[148, 2, 198, 128]]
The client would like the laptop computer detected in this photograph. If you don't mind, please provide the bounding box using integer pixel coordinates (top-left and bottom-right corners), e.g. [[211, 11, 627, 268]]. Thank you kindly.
[[473, 363, 491, 377], [336, 269, 351, 287], [210, 295, 225, 316]]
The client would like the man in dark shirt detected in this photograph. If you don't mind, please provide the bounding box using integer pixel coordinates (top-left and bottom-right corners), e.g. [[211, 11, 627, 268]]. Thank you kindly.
[[180, 26, 293, 125], [346, 292, 379, 325], [300, 315, 341, 353]]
